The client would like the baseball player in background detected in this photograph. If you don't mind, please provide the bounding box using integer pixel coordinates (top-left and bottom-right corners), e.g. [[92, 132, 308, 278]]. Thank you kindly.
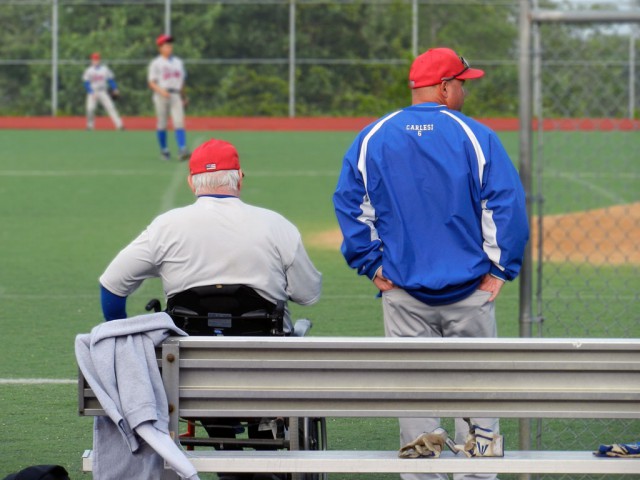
[[82, 52, 124, 131], [148, 34, 190, 162]]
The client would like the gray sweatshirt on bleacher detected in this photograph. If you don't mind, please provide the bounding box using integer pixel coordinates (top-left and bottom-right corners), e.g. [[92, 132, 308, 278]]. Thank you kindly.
[[75, 312, 187, 479]]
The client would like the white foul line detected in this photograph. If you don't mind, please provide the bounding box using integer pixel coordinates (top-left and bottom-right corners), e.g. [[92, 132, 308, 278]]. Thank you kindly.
[[0, 378, 76, 385], [550, 171, 628, 203], [159, 163, 188, 213], [0, 169, 338, 178]]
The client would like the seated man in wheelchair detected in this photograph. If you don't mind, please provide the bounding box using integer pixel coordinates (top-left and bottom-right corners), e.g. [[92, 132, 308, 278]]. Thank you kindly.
[[99, 138, 322, 480]]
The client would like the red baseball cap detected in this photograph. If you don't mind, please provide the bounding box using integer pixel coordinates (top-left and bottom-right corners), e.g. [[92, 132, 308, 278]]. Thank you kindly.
[[90, 52, 100, 60], [156, 34, 174, 47], [409, 48, 484, 89], [189, 139, 241, 175]]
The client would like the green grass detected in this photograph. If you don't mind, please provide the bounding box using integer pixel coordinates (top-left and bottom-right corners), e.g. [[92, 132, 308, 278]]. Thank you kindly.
[[0, 129, 637, 479], [533, 131, 639, 214]]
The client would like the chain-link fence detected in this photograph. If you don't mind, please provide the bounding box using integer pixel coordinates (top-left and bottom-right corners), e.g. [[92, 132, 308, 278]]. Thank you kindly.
[[523, 5, 640, 478], [2, 1, 637, 121], [0, 0, 522, 118]]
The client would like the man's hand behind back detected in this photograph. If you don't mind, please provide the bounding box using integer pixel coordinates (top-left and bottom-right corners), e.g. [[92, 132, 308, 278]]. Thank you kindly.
[[374, 269, 396, 292], [478, 274, 505, 302]]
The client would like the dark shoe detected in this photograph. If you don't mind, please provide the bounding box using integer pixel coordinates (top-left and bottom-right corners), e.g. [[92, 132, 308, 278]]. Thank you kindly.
[[179, 148, 191, 161], [160, 149, 171, 161]]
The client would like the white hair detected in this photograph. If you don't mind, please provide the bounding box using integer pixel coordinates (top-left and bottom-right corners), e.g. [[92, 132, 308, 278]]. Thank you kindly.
[[191, 170, 241, 195]]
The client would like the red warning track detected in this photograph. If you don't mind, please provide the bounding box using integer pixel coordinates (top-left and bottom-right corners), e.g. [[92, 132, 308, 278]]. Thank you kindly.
[[0, 116, 376, 131], [0, 116, 638, 132]]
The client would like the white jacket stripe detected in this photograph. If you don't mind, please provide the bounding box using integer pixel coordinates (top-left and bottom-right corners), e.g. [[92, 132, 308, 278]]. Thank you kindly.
[[357, 110, 402, 188], [441, 111, 503, 270], [356, 111, 402, 242], [441, 110, 486, 184]]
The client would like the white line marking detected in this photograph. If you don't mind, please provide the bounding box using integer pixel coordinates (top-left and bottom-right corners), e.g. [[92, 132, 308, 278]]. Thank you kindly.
[[2, 169, 636, 179], [0, 170, 168, 177], [0, 378, 76, 385], [543, 171, 640, 180], [159, 163, 187, 213], [251, 171, 337, 177], [0, 168, 340, 177], [0, 169, 338, 178], [547, 171, 629, 203], [0, 293, 95, 299], [0, 292, 636, 301]]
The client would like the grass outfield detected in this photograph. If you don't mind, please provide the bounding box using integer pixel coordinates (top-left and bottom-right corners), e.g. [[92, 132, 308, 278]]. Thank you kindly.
[[0, 129, 637, 479]]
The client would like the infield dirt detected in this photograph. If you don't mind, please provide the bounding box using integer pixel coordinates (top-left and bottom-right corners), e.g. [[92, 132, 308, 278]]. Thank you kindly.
[[307, 202, 640, 265]]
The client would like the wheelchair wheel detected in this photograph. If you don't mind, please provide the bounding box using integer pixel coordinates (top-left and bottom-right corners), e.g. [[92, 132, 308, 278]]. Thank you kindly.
[[289, 417, 327, 480]]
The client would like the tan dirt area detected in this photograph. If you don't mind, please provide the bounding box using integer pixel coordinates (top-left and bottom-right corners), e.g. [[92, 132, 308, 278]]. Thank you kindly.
[[307, 203, 640, 265]]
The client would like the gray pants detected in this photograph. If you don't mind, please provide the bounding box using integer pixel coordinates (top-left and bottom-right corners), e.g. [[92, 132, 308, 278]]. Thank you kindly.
[[153, 92, 185, 130], [86, 91, 122, 129], [382, 288, 499, 480]]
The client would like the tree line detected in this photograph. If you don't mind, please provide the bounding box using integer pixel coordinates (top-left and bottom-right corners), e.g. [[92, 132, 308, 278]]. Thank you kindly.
[[0, 1, 634, 118]]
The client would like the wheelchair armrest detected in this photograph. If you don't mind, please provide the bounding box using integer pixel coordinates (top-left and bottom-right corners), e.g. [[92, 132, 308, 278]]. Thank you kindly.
[[292, 318, 312, 337], [170, 306, 199, 317], [239, 310, 271, 320]]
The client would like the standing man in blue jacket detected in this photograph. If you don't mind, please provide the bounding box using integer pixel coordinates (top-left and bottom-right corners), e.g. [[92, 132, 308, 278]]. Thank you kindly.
[[333, 47, 529, 480]]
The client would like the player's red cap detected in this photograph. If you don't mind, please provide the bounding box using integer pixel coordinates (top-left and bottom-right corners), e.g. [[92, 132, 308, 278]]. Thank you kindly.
[[90, 52, 100, 60], [156, 34, 174, 47], [189, 139, 241, 175], [409, 48, 484, 89]]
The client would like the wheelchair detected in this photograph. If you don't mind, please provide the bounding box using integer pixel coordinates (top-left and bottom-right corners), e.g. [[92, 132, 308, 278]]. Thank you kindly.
[[146, 284, 327, 480]]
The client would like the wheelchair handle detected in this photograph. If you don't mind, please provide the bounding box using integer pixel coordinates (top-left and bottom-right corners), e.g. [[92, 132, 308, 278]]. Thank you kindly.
[[145, 298, 162, 313]]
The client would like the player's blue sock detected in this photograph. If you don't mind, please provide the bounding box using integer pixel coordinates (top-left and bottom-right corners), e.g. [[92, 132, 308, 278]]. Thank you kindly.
[[157, 130, 168, 151], [175, 129, 187, 150]]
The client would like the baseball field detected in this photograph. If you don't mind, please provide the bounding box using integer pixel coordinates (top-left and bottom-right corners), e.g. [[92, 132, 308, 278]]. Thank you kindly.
[[0, 127, 638, 479]]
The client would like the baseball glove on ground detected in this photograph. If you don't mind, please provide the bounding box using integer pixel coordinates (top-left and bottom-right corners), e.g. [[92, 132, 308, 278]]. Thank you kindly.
[[398, 428, 449, 458]]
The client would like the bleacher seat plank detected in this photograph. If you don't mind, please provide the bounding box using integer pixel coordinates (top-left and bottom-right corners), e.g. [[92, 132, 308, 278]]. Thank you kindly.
[[82, 449, 640, 474]]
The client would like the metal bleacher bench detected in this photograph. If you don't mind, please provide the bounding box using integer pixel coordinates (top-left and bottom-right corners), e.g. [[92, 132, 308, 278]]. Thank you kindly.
[[79, 337, 640, 477]]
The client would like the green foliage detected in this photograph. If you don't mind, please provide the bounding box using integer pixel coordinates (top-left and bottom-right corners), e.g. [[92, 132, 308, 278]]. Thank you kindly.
[[0, 1, 635, 118], [0, 4, 52, 114], [0, 1, 516, 117]]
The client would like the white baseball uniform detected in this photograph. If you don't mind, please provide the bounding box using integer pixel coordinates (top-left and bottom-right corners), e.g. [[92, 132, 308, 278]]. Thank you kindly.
[[100, 196, 322, 326], [147, 55, 186, 129], [82, 63, 123, 130]]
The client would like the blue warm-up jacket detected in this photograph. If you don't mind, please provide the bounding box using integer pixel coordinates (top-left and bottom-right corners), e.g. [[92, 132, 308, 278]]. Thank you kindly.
[[333, 102, 529, 306]]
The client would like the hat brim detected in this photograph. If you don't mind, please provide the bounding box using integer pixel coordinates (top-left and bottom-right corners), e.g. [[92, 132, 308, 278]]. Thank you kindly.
[[457, 67, 485, 80], [157, 36, 174, 46]]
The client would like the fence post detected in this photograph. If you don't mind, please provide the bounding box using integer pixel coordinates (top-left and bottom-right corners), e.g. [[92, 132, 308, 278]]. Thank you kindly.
[[517, 0, 533, 476], [51, 0, 59, 116], [518, 0, 533, 341], [411, 0, 418, 57], [165, 0, 171, 35], [289, 0, 296, 118], [630, 28, 636, 120]]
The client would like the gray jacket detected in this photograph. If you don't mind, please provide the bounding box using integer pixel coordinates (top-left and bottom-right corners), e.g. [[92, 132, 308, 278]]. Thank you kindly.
[[75, 312, 187, 479]]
